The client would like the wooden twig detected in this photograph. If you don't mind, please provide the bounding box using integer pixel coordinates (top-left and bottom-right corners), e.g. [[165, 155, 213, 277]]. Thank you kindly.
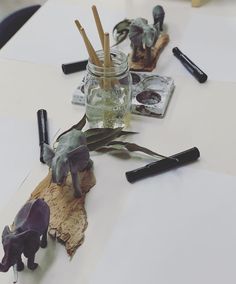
[[74, 20, 102, 67], [92, 5, 104, 49]]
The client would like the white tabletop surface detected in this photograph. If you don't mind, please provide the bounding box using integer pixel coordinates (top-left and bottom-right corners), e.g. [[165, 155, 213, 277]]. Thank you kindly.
[[0, 0, 236, 283]]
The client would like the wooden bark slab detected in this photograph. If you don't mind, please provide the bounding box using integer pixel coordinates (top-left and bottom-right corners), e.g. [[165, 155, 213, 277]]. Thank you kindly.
[[29, 169, 96, 257], [129, 33, 169, 72]]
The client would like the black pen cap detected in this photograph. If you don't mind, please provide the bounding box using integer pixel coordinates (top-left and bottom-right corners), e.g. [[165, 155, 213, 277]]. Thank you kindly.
[[37, 109, 49, 145], [172, 47, 208, 83], [172, 47, 182, 59], [62, 60, 88, 74]]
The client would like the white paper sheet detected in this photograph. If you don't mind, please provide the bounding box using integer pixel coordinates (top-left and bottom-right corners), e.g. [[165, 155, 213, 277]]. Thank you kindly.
[[89, 168, 236, 284], [0, 116, 58, 209], [168, 14, 236, 83]]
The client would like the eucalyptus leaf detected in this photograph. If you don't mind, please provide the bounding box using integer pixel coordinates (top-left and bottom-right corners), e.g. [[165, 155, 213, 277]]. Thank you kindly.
[[85, 128, 122, 143], [55, 112, 137, 151], [85, 128, 137, 142], [56, 114, 86, 141], [120, 130, 139, 136], [95, 146, 123, 153], [96, 143, 127, 152], [85, 128, 137, 151], [99, 141, 168, 160], [112, 18, 132, 46]]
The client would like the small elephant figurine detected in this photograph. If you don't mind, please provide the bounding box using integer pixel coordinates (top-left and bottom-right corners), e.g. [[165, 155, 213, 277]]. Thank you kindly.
[[43, 129, 93, 198], [129, 17, 159, 65], [152, 5, 165, 31], [0, 199, 50, 272]]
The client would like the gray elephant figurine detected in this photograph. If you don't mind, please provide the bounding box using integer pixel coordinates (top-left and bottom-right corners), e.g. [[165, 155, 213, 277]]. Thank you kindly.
[[152, 5, 165, 31], [0, 199, 50, 273], [129, 17, 159, 65], [43, 129, 93, 198]]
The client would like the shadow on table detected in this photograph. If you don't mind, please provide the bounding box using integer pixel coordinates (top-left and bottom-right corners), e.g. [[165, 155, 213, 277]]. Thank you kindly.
[[18, 236, 57, 283]]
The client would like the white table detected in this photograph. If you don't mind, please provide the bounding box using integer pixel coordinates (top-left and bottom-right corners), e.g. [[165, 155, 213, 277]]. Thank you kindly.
[[1, 0, 236, 283]]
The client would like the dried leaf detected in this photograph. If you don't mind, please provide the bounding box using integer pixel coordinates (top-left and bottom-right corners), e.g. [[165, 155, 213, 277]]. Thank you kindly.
[[85, 128, 137, 151], [99, 141, 168, 160], [56, 114, 86, 141], [56, 113, 137, 148], [120, 130, 139, 136], [85, 128, 122, 142], [112, 18, 132, 46], [96, 144, 126, 153]]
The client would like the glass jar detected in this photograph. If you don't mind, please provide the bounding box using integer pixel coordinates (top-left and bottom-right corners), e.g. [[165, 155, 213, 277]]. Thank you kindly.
[[84, 49, 132, 129]]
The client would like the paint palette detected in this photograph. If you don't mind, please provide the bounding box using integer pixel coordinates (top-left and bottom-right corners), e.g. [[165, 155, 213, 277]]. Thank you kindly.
[[72, 72, 175, 118], [130, 73, 175, 117]]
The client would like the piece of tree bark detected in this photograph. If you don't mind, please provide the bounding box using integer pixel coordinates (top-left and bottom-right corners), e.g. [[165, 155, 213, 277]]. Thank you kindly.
[[129, 33, 169, 72], [29, 168, 96, 257]]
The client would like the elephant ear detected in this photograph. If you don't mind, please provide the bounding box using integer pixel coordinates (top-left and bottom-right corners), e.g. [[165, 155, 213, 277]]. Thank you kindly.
[[2, 226, 11, 240], [68, 145, 90, 172], [43, 144, 55, 167], [129, 24, 143, 40]]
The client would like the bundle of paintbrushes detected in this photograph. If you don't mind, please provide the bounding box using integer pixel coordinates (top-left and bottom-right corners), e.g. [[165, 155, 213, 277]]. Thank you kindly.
[[75, 6, 111, 76]]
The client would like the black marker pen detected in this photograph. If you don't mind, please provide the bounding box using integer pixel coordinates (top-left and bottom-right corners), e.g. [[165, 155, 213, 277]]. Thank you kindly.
[[62, 60, 88, 74], [173, 47, 207, 83], [126, 147, 200, 183], [37, 109, 49, 163]]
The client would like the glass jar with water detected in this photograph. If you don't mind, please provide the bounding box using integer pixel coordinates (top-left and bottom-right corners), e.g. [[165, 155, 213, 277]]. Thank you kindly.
[[84, 49, 132, 128]]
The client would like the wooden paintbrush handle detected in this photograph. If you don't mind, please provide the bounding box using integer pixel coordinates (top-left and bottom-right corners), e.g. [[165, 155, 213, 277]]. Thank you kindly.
[[103, 32, 112, 90], [92, 5, 105, 49], [104, 33, 111, 67], [75, 20, 102, 67]]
